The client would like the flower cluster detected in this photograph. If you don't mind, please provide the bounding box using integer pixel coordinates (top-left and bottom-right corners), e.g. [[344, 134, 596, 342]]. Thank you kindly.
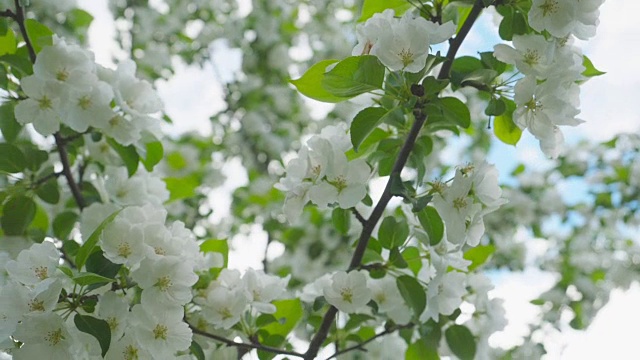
[[494, 0, 604, 158], [353, 10, 455, 72], [276, 124, 372, 222], [432, 161, 506, 247], [194, 268, 290, 330], [15, 38, 162, 145]]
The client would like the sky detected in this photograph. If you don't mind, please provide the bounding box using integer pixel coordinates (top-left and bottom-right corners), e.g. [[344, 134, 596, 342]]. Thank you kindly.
[[77, 0, 640, 358]]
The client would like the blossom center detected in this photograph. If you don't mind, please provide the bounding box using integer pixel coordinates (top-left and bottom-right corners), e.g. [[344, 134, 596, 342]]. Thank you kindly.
[[153, 324, 168, 340], [453, 197, 468, 211], [78, 96, 93, 110], [525, 98, 543, 113], [117, 242, 133, 258], [340, 288, 353, 303], [219, 307, 233, 320], [123, 344, 139, 360], [522, 49, 541, 66], [333, 175, 347, 191], [155, 276, 172, 291], [28, 299, 45, 312], [107, 316, 119, 331], [539, 0, 559, 16], [398, 48, 415, 67], [56, 69, 69, 82], [38, 96, 53, 110], [32, 265, 49, 280], [45, 328, 64, 346]]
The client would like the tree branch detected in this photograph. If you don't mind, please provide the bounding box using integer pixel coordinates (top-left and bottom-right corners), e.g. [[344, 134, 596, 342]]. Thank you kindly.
[[437, 0, 485, 80], [12, 0, 36, 64], [351, 208, 366, 225], [189, 323, 305, 358], [55, 133, 86, 209], [325, 323, 414, 360], [303, 2, 486, 359]]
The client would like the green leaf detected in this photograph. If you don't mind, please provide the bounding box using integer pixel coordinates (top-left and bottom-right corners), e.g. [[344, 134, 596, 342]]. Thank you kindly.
[[479, 51, 507, 75], [359, 0, 412, 22], [402, 246, 422, 276], [163, 175, 199, 202], [75, 209, 122, 269], [68, 9, 94, 29], [582, 55, 605, 77], [107, 138, 139, 176], [438, 97, 471, 128], [85, 251, 122, 280], [331, 207, 350, 235], [378, 216, 409, 250], [493, 99, 522, 145], [72, 272, 115, 286], [36, 177, 60, 204], [485, 97, 506, 116], [463, 245, 495, 271], [141, 141, 163, 172], [200, 239, 228, 268], [498, 8, 527, 41], [417, 206, 444, 246], [1, 196, 35, 235], [74, 314, 111, 357], [261, 299, 303, 342], [0, 53, 33, 76], [24, 19, 54, 54], [53, 211, 78, 240], [396, 275, 426, 317], [290, 59, 349, 103], [0, 143, 26, 173], [421, 76, 450, 97], [0, 103, 21, 142], [190, 340, 206, 360], [322, 55, 385, 98], [0, 28, 17, 56], [445, 325, 476, 360], [406, 338, 440, 360], [350, 106, 399, 152]]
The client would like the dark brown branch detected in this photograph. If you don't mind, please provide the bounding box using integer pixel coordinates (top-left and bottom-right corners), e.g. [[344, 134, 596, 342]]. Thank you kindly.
[[189, 323, 305, 358], [0, 9, 16, 19], [13, 0, 36, 63], [303, 2, 486, 359], [437, 0, 485, 80], [55, 133, 86, 209]]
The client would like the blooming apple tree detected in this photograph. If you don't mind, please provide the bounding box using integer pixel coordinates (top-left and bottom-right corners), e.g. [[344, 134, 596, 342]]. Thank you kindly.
[[0, 0, 627, 359]]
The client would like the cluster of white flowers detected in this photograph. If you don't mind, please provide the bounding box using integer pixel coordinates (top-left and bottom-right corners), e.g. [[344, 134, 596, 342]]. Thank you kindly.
[[194, 268, 290, 330], [15, 38, 163, 145], [494, 0, 604, 158], [432, 161, 506, 247], [276, 124, 372, 222], [353, 9, 455, 73]]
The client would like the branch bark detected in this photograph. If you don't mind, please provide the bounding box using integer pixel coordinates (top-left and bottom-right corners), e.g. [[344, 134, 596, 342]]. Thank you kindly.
[[303, 2, 486, 358], [189, 323, 305, 358]]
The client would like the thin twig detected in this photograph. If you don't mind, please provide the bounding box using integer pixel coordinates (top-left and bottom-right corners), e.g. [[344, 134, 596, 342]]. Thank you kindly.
[[55, 133, 86, 209], [31, 171, 62, 187], [325, 324, 414, 360], [189, 323, 305, 358], [0, 9, 16, 19], [351, 208, 366, 225], [303, 2, 486, 359]]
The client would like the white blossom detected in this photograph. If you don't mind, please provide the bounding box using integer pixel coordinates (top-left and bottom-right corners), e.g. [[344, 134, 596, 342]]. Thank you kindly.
[[5, 241, 61, 286], [323, 270, 372, 313]]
